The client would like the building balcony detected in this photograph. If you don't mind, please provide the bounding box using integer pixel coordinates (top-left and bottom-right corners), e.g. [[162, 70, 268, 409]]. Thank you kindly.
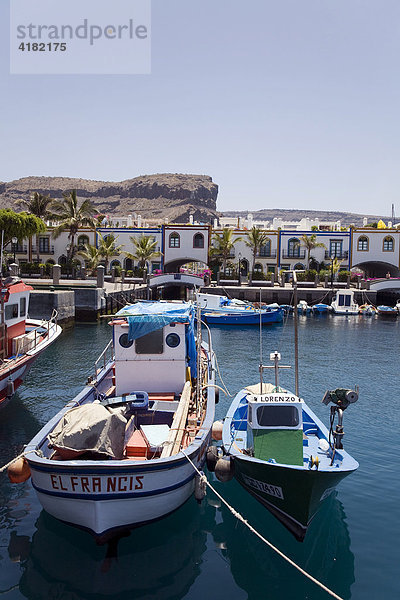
[[325, 251, 348, 260], [257, 249, 277, 258], [32, 246, 55, 255], [282, 250, 306, 259], [15, 246, 28, 255]]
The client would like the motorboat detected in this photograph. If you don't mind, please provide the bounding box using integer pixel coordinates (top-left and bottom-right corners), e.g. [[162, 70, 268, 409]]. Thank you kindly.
[[331, 290, 359, 315], [220, 353, 359, 541], [17, 302, 216, 539], [197, 293, 284, 326], [297, 300, 311, 314], [0, 276, 62, 407], [359, 304, 376, 316], [311, 303, 332, 314], [376, 305, 398, 318]]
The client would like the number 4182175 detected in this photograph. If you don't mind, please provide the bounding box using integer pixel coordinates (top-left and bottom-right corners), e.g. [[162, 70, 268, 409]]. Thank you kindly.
[[18, 42, 67, 51]]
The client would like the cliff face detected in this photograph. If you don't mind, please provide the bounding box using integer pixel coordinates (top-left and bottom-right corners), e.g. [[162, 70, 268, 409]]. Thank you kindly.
[[0, 173, 219, 223]]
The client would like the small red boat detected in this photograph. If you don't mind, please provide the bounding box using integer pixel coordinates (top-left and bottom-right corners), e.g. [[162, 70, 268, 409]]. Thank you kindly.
[[0, 276, 62, 407]]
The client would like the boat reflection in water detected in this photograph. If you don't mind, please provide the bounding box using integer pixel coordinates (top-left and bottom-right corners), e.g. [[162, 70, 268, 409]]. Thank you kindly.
[[210, 483, 355, 600], [17, 480, 354, 600], [19, 498, 207, 600]]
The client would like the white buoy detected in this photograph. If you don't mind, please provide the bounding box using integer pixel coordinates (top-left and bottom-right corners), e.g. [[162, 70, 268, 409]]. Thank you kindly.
[[194, 472, 207, 503], [211, 421, 223, 441], [206, 446, 219, 472]]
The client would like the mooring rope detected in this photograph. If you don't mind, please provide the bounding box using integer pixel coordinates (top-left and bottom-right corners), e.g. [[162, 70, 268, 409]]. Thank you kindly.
[[182, 450, 344, 600]]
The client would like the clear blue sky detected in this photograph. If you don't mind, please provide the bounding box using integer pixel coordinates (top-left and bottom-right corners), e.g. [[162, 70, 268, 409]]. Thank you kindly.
[[1, 0, 400, 216]]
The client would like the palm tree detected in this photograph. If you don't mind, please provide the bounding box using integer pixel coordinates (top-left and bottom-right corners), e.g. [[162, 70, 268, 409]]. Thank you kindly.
[[51, 190, 95, 262], [301, 234, 326, 270], [15, 192, 54, 262], [209, 229, 242, 278], [124, 235, 160, 281], [78, 243, 100, 275], [97, 232, 124, 273], [245, 226, 269, 285]]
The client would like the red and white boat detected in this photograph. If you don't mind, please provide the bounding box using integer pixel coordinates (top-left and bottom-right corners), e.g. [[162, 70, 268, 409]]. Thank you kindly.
[[0, 276, 62, 407]]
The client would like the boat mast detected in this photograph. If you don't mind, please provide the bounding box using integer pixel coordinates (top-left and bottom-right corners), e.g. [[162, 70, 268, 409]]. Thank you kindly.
[[259, 288, 263, 394], [196, 295, 202, 416], [0, 230, 5, 362], [292, 271, 299, 396]]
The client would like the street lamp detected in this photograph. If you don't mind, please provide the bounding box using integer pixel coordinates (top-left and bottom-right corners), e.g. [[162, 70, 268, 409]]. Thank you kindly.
[[66, 244, 71, 279], [238, 252, 242, 286], [330, 254, 334, 289], [11, 237, 17, 263]]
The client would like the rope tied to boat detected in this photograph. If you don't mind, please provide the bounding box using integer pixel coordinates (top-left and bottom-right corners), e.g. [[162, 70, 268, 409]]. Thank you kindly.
[[182, 450, 344, 600], [0, 449, 36, 474]]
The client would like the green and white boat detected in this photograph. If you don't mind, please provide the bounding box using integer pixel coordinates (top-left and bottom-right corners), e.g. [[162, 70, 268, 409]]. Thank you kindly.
[[221, 352, 359, 541]]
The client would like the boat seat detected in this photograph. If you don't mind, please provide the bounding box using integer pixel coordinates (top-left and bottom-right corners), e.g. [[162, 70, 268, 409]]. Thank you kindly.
[[148, 393, 176, 402]]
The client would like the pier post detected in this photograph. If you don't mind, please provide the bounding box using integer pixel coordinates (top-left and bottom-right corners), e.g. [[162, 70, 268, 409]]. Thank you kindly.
[[121, 269, 125, 284], [324, 274, 329, 288], [314, 274, 319, 288], [97, 266, 105, 288], [53, 264, 61, 285], [111, 266, 116, 283], [270, 273, 275, 286], [10, 263, 19, 277], [81, 266, 86, 280]]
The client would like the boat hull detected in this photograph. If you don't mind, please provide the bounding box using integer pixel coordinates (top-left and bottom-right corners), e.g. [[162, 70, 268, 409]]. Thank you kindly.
[[232, 455, 351, 541], [0, 318, 62, 408], [202, 309, 283, 326], [29, 443, 208, 538]]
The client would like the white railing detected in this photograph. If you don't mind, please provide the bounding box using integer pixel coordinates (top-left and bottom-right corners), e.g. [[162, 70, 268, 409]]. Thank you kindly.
[[93, 339, 115, 377]]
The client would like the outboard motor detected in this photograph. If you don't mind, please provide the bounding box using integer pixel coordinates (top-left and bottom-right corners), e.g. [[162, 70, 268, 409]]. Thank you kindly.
[[322, 387, 359, 451]]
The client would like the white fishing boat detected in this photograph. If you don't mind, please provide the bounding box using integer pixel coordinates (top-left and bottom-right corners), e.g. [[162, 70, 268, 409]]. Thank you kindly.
[[197, 292, 284, 326], [331, 290, 359, 315], [0, 276, 62, 407], [19, 302, 216, 539]]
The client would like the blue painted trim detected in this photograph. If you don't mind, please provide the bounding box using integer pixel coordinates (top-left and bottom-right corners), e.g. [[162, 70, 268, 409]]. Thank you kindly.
[[278, 230, 281, 269], [32, 472, 195, 501]]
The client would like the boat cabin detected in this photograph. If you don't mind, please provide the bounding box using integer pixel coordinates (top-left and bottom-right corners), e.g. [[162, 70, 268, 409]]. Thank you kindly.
[[112, 319, 189, 396], [1, 279, 32, 358], [197, 293, 248, 311], [331, 289, 359, 314], [246, 392, 304, 466]]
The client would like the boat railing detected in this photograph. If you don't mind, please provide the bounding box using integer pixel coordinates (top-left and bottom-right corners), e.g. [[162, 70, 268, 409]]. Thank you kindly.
[[4, 309, 59, 367], [94, 339, 115, 376]]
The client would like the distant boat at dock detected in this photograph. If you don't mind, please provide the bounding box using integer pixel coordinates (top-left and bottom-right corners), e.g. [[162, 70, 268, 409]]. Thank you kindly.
[[0, 276, 62, 407]]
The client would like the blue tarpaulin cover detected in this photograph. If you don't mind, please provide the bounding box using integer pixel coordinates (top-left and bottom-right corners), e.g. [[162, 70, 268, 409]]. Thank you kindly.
[[115, 302, 197, 372]]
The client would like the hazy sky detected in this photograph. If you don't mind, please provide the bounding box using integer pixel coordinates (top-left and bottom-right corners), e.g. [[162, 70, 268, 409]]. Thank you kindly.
[[1, 0, 400, 216]]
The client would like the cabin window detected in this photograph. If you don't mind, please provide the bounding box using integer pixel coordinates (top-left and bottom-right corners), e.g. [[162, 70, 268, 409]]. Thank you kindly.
[[20, 297, 26, 317], [119, 333, 133, 349], [135, 329, 164, 354], [256, 405, 299, 427], [5, 303, 18, 319], [166, 333, 180, 348]]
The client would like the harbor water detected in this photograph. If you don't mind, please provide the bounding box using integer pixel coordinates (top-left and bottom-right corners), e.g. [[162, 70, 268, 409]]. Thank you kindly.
[[0, 315, 399, 599]]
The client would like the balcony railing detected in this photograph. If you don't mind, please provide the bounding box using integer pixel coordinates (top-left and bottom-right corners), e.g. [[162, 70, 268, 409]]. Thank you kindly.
[[325, 251, 348, 260], [15, 246, 28, 255], [282, 250, 306, 259], [32, 245, 55, 255], [257, 249, 277, 258]]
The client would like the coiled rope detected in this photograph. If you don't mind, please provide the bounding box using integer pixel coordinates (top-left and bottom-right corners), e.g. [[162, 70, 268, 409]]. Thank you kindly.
[[182, 450, 344, 600]]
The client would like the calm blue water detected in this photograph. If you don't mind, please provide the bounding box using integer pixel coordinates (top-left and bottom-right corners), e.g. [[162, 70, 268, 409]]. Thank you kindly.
[[0, 316, 399, 600]]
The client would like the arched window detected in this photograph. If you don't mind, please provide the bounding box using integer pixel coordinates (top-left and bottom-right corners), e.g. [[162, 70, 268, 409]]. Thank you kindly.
[[77, 235, 90, 250], [383, 236, 394, 252], [259, 239, 271, 257], [254, 263, 263, 273], [294, 263, 304, 270], [169, 232, 180, 248], [110, 260, 121, 269], [288, 238, 300, 257], [357, 236, 369, 251], [58, 255, 67, 265], [193, 233, 204, 248]]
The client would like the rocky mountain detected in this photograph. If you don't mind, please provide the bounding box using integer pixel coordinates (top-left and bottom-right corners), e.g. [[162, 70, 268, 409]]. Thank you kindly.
[[222, 208, 393, 228], [0, 173, 219, 224]]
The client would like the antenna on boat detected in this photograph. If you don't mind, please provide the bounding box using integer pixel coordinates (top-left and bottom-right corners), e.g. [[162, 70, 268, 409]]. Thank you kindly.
[[292, 270, 299, 397]]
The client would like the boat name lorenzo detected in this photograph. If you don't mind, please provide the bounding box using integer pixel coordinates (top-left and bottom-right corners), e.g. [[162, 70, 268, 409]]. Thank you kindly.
[[248, 394, 302, 403]]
